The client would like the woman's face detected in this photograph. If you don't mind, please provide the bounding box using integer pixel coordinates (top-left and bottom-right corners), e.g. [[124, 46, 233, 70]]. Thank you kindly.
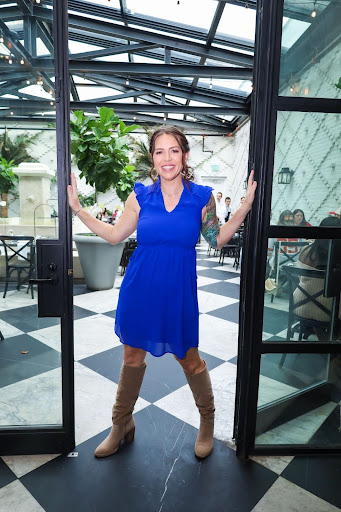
[[294, 212, 303, 225], [152, 133, 187, 182]]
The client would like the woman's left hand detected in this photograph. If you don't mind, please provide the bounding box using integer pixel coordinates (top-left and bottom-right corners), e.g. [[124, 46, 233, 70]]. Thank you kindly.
[[243, 170, 257, 211]]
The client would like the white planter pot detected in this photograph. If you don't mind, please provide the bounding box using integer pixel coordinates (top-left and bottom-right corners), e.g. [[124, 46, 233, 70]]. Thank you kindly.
[[73, 233, 125, 291]]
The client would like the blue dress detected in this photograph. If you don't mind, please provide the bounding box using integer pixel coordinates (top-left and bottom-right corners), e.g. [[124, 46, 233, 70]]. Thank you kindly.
[[114, 178, 213, 359]]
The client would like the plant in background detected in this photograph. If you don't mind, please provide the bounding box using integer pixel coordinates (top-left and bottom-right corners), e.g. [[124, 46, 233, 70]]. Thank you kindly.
[[335, 77, 341, 90], [131, 126, 153, 181], [78, 190, 96, 208], [0, 157, 18, 217], [70, 106, 140, 203]]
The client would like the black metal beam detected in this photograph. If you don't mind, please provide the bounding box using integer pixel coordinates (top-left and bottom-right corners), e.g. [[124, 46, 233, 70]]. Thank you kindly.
[[70, 43, 160, 60], [27, 59, 253, 79]]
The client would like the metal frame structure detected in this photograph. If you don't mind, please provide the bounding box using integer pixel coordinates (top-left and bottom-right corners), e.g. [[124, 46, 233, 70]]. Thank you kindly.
[[235, 0, 341, 458]]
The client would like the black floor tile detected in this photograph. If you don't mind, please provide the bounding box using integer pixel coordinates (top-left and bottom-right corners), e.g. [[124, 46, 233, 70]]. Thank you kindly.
[[80, 345, 225, 403], [102, 309, 116, 319], [73, 305, 99, 321], [0, 458, 17, 490], [73, 284, 92, 296], [282, 455, 341, 509], [199, 281, 240, 299], [263, 307, 288, 335], [197, 268, 238, 280], [196, 260, 221, 268], [0, 334, 61, 388], [207, 302, 240, 324], [22, 406, 278, 512], [0, 305, 59, 333]]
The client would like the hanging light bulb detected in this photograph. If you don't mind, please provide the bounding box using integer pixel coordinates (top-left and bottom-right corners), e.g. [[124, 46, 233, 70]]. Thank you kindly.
[[8, 55, 13, 64], [125, 77, 130, 85], [168, 80, 171, 87], [49, 89, 53, 95], [0, 34, 4, 44], [50, 100, 54, 105], [209, 78, 213, 89], [163, 114, 167, 121], [10, 111, 14, 115], [26, 79, 30, 84], [311, 1, 317, 17], [222, 119, 226, 123], [35, 0, 41, 4], [133, 115, 136, 121], [41, 112, 45, 116], [20, 58, 25, 65]]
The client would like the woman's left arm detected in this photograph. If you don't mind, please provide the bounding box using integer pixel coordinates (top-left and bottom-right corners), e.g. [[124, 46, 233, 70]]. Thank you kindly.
[[201, 170, 257, 250]]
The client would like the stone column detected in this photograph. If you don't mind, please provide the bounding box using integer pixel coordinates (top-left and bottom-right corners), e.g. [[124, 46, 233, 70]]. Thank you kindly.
[[14, 163, 55, 224]]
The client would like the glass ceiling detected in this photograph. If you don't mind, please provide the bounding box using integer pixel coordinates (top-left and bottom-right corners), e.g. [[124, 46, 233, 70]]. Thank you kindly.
[[0, 0, 333, 132]]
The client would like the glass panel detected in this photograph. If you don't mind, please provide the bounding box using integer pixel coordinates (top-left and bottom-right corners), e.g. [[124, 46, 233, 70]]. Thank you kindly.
[[279, 0, 341, 99], [217, 3, 256, 40], [127, 0, 216, 30], [255, 353, 341, 447], [264, 238, 341, 343], [271, 112, 341, 227], [0, 4, 62, 428]]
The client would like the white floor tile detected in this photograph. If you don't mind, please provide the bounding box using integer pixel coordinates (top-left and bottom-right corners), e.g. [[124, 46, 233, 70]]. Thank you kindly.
[[197, 290, 238, 313], [258, 375, 298, 406], [73, 314, 120, 360], [197, 276, 222, 287], [252, 476, 340, 512], [74, 362, 150, 446], [199, 314, 239, 361], [0, 319, 24, 338], [0, 290, 37, 312], [28, 325, 61, 352], [255, 402, 337, 445], [1, 454, 60, 478], [0, 369, 63, 427], [0, 480, 45, 512], [250, 454, 294, 475], [154, 362, 237, 449], [73, 288, 120, 313], [224, 276, 241, 285]]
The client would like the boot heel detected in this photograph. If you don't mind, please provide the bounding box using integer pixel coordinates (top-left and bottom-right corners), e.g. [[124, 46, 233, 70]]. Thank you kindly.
[[125, 426, 135, 444]]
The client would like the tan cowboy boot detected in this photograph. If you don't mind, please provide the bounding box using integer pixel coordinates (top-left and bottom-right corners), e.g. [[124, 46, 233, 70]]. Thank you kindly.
[[184, 361, 215, 458], [95, 362, 146, 458]]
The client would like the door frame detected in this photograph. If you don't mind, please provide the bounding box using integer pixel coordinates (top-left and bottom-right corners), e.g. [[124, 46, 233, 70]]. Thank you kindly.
[[234, 0, 341, 458], [0, 0, 75, 455]]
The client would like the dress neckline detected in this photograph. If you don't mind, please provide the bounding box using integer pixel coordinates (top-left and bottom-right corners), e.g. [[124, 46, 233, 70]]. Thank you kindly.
[[157, 178, 186, 214]]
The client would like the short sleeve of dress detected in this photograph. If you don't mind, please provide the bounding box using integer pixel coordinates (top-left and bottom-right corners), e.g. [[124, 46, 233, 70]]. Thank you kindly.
[[190, 183, 214, 209], [133, 182, 146, 207]]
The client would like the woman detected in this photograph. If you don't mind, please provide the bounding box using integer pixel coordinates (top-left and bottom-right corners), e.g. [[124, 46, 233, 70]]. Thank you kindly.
[[277, 210, 294, 226], [293, 217, 341, 327], [67, 126, 257, 459], [293, 208, 311, 227]]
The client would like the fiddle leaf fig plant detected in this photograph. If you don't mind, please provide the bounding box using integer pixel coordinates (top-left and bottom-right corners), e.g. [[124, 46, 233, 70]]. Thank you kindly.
[[70, 106, 140, 202]]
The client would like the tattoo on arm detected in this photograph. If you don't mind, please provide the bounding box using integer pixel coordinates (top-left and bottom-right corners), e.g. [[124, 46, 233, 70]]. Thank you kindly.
[[201, 193, 220, 248]]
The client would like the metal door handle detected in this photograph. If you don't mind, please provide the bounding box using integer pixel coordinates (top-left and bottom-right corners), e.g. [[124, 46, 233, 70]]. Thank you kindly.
[[29, 276, 58, 285]]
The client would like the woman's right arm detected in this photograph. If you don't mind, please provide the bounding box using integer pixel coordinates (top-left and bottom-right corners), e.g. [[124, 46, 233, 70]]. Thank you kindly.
[[67, 173, 139, 245]]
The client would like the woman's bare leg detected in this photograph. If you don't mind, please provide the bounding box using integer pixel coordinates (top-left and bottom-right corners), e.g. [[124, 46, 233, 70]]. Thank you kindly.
[[123, 344, 146, 367], [174, 347, 205, 375]]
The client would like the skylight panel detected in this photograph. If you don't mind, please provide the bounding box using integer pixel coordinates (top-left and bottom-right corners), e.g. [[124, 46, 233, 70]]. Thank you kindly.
[[127, 0, 215, 30], [217, 4, 256, 41]]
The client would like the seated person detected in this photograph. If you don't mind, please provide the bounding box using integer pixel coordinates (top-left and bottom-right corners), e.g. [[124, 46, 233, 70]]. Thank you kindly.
[[293, 209, 311, 227], [293, 217, 341, 327]]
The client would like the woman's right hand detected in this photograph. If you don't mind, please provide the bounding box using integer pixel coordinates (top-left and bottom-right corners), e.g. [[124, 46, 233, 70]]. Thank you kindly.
[[67, 172, 82, 212]]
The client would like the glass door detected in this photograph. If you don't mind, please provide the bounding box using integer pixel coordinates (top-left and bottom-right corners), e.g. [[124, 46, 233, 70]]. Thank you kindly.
[[0, 0, 74, 454], [235, 0, 341, 456]]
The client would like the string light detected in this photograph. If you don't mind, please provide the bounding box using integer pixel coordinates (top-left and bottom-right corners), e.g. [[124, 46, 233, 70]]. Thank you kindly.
[[168, 80, 171, 87], [163, 114, 167, 121], [37, 76, 43, 85], [311, 1, 317, 17], [49, 89, 53, 95], [125, 77, 130, 85], [0, 34, 4, 44], [8, 55, 13, 64], [222, 119, 226, 123], [26, 79, 30, 84], [133, 115, 136, 121], [41, 112, 45, 116], [50, 100, 54, 105], [20, 58, 25, 65], [10, 111, 14, 115]]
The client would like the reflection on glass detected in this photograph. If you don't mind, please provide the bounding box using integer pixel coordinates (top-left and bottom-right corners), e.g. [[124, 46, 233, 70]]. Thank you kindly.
[[264, 237, 341, 342], [279, 0, 341, 99], [255, 352, 341, 446], [271, 112, 341, 227], [0, 5, 62, 428]]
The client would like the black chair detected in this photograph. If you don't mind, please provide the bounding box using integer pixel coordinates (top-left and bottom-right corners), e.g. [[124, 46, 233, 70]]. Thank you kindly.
[[0, 236, 35, 299], [269, 240, 309, 302], [120, 239, 138, 276], [219, 227, 243, 269]]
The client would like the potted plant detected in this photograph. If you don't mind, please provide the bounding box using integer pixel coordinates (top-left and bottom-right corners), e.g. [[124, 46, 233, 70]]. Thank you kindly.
[[0, 158, 18, 218], [70, 106, 140, 290]]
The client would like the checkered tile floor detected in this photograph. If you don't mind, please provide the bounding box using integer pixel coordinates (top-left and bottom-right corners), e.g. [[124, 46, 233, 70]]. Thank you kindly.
[[0, 244, 340, 511]]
